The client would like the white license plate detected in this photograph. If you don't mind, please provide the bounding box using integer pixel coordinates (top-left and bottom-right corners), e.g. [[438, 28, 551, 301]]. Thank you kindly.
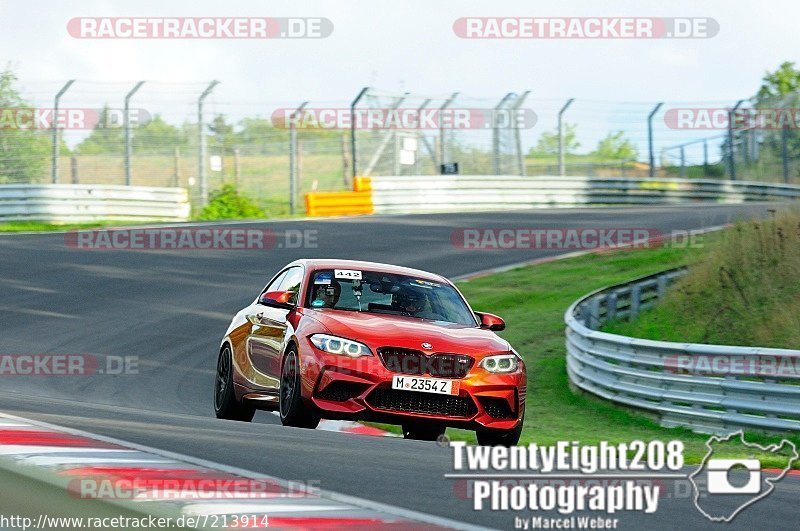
[[391, 375, 460, 395]]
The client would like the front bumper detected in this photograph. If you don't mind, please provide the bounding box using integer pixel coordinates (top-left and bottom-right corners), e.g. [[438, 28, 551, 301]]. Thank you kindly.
[[300, 342, 526, 430]]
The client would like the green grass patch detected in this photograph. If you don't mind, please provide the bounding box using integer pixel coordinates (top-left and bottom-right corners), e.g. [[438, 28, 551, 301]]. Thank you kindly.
[[370, 238, 800, 466]]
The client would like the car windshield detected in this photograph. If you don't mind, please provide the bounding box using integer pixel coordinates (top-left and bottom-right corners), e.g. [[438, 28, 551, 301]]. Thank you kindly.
[[306, 269, 477, 326]]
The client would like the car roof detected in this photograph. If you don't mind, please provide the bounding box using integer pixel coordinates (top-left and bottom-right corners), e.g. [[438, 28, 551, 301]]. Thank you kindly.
[[288, 259, 449, 283]]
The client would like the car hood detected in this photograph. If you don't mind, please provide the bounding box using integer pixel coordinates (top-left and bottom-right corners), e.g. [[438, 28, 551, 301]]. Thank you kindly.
[[304, 309, 510, 355]]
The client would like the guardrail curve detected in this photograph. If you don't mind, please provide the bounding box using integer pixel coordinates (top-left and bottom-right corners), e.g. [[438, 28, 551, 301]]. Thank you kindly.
[[565, 267, 800, 434]]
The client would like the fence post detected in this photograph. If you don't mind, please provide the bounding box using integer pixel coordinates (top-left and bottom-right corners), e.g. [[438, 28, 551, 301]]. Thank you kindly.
[[648, 102, 663, 178], [728, 100, 744, 181], [124, 81, 145, 186], [51, 80, 75, 184], [783, 123, 790, 183], [173, 147, 180, 187], [289, 101, 309, 215], [197, 80, 219, 206], [349, 87, 369, 179], [438, 92, 459, 169], [558, 98, 575, 176], [492, 93, 514, 175], [70, 156, 78, 184], [680, 146, 686, 178], [234, 148, 241, 189], [514, 90, 531, 176]]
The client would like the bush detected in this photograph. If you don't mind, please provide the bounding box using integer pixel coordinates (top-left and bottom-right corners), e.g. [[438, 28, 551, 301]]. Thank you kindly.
[[196, 185, 265, 220]]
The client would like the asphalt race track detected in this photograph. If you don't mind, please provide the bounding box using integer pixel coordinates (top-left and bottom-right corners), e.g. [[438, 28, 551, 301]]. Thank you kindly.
[[0, 203, 796, 530]]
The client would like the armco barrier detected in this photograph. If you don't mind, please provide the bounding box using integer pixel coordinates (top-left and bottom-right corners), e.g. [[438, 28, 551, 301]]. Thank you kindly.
[[565, 268, 800, 434], [0, 184, 190, 222], [305, 175, 800, 216]]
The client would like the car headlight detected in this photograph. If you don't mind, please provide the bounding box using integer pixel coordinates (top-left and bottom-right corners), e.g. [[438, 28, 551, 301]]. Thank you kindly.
[[310, 334, 372, 358], [480, 354, 519, 373]]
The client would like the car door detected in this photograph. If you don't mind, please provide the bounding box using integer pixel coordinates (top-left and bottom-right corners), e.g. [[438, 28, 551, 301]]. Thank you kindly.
[[245, 266, 304, 390]]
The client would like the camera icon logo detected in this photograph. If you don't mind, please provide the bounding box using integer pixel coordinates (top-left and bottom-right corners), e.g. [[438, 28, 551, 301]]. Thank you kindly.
[[706, 458, 761, 494], [690, 431, 798, 522]]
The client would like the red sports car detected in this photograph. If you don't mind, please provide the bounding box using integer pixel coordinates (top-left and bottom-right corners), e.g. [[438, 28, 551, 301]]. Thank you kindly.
[[214, 259, 526, 445]]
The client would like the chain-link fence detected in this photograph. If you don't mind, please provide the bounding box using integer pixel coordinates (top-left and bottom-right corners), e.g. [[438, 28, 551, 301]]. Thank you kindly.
[[3, 76, 800, 218]]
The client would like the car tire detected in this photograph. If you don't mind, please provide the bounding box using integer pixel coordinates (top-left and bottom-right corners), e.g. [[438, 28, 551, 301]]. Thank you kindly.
[[476, 411, 524, 447], [279, 347, 320, 429], [214, 345, 256, 422], [402, 423, 446, 441]]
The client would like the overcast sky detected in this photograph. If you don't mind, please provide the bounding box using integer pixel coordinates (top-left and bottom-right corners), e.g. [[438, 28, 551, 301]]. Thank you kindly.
[[2, 0, 799, 160]]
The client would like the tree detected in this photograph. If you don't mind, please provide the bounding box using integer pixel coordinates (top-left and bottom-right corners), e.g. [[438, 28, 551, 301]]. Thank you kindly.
[[592, 131, 638, 160], [528, 123, 579, 157], [756, 61, 800, 105], [0, 68, 51, 183]]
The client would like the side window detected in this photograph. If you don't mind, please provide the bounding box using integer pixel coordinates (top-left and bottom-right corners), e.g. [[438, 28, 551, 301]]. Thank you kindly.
[[277, 267, 304, 304], [262, 270, 288, 296]]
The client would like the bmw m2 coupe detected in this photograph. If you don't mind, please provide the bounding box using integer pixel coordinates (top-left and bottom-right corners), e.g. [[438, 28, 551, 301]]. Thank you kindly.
[[214, 259, 526, 445]]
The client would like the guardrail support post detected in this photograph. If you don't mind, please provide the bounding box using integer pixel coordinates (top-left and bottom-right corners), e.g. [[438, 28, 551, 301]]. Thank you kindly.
[[124, 81, 146, 186], [606, 292, 618, 322], [588, 297, 601, 330], [350, 87, 369, 179], [289, 101, 309, 215], [558, 98, 575, 176], [197, 80, 220, 206], [727, 100, 744, 181], [51, 80, 75, 184], [629, 285, 641, 320], [656, 274, 668, 299], [648, 102, 664, 178]]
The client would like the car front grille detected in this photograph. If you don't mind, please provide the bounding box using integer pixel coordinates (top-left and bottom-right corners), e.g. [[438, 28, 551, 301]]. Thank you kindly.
[[366, 388, 477, 418], [377, 347, 474, 378]]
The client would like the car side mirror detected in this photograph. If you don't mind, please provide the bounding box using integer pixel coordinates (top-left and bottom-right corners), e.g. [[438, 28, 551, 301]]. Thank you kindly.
[[476, 311, 505, 331], [258, 290, 296, 310]]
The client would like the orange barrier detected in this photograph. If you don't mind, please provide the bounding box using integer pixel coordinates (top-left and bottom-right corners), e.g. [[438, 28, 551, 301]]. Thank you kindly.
[[304, 176, 374, 217], [304, 190, 374, 217]]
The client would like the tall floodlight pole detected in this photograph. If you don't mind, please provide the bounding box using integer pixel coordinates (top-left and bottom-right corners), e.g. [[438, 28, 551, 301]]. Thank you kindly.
[[558, 98, 575, 176], [647, 102, 664, 178], [513, 90, 531, 176], [349, 87, 369, 180], [51, 80, 75, 184], [728, 100, 744, 181], [197, 80, 220, 205], [124, 81, 145, 186]]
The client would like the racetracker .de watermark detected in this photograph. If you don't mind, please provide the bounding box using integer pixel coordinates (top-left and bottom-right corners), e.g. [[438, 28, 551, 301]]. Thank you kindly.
[[64, 228, 318, 251], [0, 354, 138, 376], [453, 17, 719, 39], [664, 108, 800, 130], [665, 354, 800, 377], [451, 228, 704, 250], [67, 17, 333, 39], [270, 107, 537, 130], [0, 108, 150, 130], [68, 477, 320, 500]]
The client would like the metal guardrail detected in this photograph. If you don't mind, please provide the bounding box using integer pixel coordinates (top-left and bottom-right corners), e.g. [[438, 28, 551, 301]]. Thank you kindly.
[[565, 268, 800, 434], [0, 184, 190, 222], [367, 175, 800, 214]]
